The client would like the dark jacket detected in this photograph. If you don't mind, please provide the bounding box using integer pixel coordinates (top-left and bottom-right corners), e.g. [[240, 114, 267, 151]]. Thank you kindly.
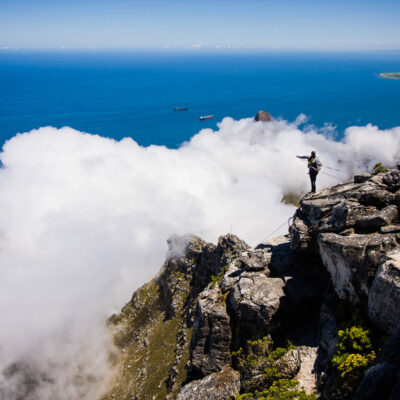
[[298, 155, 322, 174]]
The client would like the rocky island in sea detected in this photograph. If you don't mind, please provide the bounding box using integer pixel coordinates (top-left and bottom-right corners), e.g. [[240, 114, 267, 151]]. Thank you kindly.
[[380, 72, 400, 80], [103, 167, 400, 400]]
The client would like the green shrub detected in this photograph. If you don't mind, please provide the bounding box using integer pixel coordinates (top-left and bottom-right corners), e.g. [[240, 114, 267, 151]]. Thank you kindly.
[[373, 162, 387, 174], [233, 338, 317, 400], [236, 379, 317, 400]]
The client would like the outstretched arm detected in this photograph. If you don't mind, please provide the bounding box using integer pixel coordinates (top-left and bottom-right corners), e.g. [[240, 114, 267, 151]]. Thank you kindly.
[[297, 155, 308, 160]]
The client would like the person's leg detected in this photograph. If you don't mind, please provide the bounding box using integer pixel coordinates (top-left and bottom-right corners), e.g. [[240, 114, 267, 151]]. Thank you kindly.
[[310, 172, 317, 192]]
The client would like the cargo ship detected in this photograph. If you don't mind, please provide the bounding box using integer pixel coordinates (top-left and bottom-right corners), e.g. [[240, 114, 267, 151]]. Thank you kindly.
[[199, 115, 214, 120], [173, 107, 188, 111]]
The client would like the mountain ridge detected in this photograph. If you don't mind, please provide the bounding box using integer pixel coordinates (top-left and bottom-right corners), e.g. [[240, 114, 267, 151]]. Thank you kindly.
[[104, 167, 400, 400]]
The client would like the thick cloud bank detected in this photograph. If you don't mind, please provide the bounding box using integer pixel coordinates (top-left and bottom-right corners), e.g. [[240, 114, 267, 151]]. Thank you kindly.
[[1, 116, 400, 399]]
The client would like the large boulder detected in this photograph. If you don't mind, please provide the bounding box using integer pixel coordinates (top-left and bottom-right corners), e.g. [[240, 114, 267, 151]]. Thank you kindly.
[[290, 210, 314, 252], [177, 366, 240, 400], [358, 189, 396, 208], [254, 110, 273, 122], [356, 205, 398, 232], [228, 272, 285, 341], [318, 232, 399, 303], [189, 289, 232, 378], [318, 233, 373, 302]]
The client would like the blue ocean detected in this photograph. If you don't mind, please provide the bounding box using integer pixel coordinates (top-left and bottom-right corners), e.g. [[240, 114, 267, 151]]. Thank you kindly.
[[0, 50, 399, 148]]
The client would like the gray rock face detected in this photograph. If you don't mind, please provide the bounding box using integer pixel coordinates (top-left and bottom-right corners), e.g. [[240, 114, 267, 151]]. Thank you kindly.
[[228, 273, 285, 340], [383, 169, 400, 190], [290, 210, 314, 251], [239, 249, 271, 271], [189, 289, 232, 378], [356, 205, 398, 231], [319, 232, 400, 303], [188, 234, 276, 378], [290, 170, 400, 304], [177, 366, 240, 400], [369, 251, 400, 334], [352, 362, 398, 400], [318, 233, 374, 302], [359, 190, 396, 207], [187, 232, 327, 383]]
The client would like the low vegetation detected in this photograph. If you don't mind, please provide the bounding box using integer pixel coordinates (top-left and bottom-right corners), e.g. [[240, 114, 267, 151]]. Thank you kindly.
[[331, 326, 376, 395], [211, 264, 229, 288], [330, 302, 383, 398], [281, 192, 302, 207], [233, 338, 317, 400], [373, 162, 387, 174], [103, 275, 193, 400]]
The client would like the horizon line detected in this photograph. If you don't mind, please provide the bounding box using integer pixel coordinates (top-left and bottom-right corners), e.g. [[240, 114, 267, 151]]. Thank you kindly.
[[1, 46, 400, 54]]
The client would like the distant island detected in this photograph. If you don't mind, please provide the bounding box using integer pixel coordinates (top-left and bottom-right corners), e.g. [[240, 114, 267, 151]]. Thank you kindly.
[[380, 72, 400, 80]]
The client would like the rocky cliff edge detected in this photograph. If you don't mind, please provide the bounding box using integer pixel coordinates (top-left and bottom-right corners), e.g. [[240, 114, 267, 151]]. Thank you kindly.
[[103, 167, 400, 400]]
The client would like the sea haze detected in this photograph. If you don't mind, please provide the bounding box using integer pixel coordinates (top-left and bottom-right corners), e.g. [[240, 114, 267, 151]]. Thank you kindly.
[[0, 50, 400, 147]]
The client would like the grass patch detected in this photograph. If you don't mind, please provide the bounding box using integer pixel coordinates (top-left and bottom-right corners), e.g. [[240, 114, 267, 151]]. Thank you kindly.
[[282, 192, 302, 207], [103, 272, 193, 400]]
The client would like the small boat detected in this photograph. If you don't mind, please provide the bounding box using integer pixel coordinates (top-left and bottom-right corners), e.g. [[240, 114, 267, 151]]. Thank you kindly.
[[173, 107, 188, 111], [199, 115, 214, 121]]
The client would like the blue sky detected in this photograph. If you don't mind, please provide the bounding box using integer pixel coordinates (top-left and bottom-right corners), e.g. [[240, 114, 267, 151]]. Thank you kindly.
[[1, 0, 399, 51]]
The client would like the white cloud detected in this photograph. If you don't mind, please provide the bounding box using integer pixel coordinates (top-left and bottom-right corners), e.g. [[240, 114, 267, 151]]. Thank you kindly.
[[0, 117, 400, 399]]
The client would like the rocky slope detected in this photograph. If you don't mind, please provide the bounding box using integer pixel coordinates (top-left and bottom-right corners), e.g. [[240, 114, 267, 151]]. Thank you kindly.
[[103, 168, 400, 400]]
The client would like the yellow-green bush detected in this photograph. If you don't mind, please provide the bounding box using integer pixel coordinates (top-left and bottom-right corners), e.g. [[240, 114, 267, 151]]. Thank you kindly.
[[336, 352, 376, 379], [331, 325, 376, 396], [336, 326, 373, 354]]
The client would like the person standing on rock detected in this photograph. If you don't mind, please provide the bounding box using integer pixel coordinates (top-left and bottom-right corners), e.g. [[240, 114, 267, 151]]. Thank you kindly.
[[297, 151, 322, 193]]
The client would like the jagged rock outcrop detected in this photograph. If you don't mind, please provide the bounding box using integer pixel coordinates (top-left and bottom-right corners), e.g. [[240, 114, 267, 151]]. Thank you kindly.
[[104, 167, 400, 400], [291, 169, 400, 307]]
